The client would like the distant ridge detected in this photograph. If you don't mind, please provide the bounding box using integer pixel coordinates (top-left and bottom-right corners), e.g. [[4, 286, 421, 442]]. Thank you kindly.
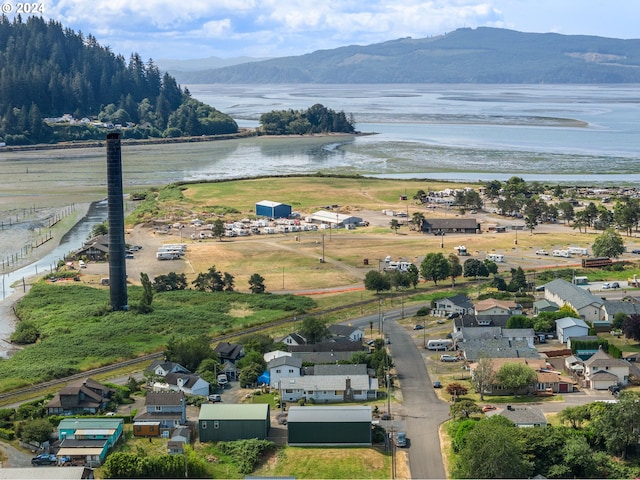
[[173, 27, 640, 84]]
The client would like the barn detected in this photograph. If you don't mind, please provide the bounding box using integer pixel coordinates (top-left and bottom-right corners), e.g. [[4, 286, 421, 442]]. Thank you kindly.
[[255, 200, 292, 219], [198, 404, 270, 442], [287, 405, 372, 446], [308, 211, 363, 226]]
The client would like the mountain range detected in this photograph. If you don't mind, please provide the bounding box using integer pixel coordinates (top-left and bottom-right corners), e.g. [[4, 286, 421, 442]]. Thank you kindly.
[[168, 27, 640, 84]]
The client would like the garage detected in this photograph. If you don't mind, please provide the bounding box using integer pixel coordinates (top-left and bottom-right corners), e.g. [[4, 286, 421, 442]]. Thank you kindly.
[[287, 406, 371, 446]]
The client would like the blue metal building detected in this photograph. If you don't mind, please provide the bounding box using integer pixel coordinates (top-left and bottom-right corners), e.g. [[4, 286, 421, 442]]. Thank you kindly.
[[255, 200, 292, 219]]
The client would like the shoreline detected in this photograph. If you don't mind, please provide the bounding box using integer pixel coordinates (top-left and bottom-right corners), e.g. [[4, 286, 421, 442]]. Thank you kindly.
[[0, 202, 92, 357]]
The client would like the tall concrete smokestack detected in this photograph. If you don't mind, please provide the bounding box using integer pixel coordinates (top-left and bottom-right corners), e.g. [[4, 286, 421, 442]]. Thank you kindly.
[[106, 132, 128, 311]]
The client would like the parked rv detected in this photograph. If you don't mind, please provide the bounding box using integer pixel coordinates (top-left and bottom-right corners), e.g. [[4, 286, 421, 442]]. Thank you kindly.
[[486, 253, 504, 262], [552, 250, 571, 258], [427, 339, 453, 351]]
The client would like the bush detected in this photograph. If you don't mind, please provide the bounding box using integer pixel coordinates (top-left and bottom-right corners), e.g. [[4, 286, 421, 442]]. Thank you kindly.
[[416, 306, 430, 316], [0, 428, 15, 440]]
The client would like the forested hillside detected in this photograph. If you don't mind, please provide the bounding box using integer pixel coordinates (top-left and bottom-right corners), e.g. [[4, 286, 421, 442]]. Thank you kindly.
[[0, 15, 237, 145], [174, 27, 640, 84]]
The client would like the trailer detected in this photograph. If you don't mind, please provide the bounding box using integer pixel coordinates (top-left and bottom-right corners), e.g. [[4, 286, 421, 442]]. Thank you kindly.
[[568, 247, 589, 256], [427, 339, 453, 351], [582, 257, 612, 268], [486, 253, 504, 262], [454, 245, 469, 256]]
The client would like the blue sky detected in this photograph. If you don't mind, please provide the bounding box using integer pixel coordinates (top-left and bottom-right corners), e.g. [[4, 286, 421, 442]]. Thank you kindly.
[[7, 0, 639, 60]]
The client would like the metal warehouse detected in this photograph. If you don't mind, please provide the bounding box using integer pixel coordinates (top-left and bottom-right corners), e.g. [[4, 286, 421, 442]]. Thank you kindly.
[[198, 404, 270, 442], [255, 200, 292, 219], [287, 405, 372, 446], [308, 211, 363, 225]]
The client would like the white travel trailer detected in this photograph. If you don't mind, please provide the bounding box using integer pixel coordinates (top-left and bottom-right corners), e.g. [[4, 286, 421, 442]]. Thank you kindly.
[[552, 250, 571, 258], [568, 247, 589, 256], [427, 339, 453, 351], [486, 253, 504, 262]]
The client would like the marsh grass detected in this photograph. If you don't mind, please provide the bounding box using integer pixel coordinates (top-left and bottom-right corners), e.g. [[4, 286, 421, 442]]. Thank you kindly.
[[2, 282, 315, 391]]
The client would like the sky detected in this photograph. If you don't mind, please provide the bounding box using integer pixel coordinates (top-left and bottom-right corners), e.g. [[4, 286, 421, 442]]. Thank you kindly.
[[5, 0, 640, 61]]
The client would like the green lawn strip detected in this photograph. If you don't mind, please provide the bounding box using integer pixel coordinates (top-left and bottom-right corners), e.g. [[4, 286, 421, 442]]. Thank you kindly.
[[256, 446, 391, 478]]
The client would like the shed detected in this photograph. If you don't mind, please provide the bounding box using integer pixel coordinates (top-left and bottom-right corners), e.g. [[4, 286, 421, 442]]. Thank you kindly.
[[256, 201, 292, 219], [198, 404, 270, 442], [133, 421, 161, 437], [287, 406, 371, 446]]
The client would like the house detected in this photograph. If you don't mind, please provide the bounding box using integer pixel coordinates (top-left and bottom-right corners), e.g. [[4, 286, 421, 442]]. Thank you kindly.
[[153, 372, 210, 397], [533, 299, 558, 315], [486, 405, 547, 427], [544, 279, 603, 322], [57, 418, 123, 467], [213, 342, 245, 364], [279, 373, 378, 404], [328, 324, 365, 342], [167, 426, 191, 453], [462, 338, 540, 362], [213, 342, 245, 380], [599, 299, 640, 323], [583, 349, 630, 390], [264, 350, 292, 363], [287, 406, 372, 446], [556, 317, 590, 344], [198, 404, 270, 442], [133, 391, 186, 430], [278, 333, 307, 346], [535, 371, 575, 394], [470, 358, 546, 396], [268, 356, 303, 389], [433, 294, 474, 317], [145, 360, 190, 378], [502, 328, 537, 348], [474, 299, 521, 317], [453, 314, 511, 331], [46, 378, 114, 416], [73, 235, 109, 261], [420, 218, 480, 234]]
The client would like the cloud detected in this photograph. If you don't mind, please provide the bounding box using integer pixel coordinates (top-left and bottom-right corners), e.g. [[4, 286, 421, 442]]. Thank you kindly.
[[12, 0, 640, 60]]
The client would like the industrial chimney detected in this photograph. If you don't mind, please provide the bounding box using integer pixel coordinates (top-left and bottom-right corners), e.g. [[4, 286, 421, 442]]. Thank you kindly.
[[106, 133, 128, 311]]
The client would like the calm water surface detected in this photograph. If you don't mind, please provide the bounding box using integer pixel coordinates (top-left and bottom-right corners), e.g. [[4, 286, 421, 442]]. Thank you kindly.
[[188, 84, 640, 184]]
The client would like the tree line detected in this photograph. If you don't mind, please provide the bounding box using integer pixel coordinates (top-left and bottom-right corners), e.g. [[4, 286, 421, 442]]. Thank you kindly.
[[0, 15, 237, 145]]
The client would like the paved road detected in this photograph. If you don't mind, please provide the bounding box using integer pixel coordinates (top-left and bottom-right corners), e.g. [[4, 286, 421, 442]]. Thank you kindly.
[[386, 318, 450, 479], [348, 307, 449, 479]]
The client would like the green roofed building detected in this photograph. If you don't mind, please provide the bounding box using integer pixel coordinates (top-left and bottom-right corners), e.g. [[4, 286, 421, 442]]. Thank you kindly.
[[198, 403, 270, 442], [287, 405, 371, 446]]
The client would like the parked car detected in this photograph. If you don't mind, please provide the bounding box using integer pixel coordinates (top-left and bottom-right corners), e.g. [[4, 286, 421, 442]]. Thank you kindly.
[[535, 250, 549, 255], [413, 324, 424, 330], [632, 249, 640, 254], [440, 354, 458, 362], [31, 454, 57, 466], [611, 281, 620, 288], [446, 312, 460, 319], [208, 394, 222, 402], [602, 282, 611, 289], [433, 381, 442, 388], [125, 253, 134, 259], [482, 405, 497, 413], [395, 431, 407, 447]]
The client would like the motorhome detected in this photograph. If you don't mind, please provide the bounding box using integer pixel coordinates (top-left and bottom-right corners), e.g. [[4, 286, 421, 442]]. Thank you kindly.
[[486, 253, 504, 262], [427, 339, 453, 351]]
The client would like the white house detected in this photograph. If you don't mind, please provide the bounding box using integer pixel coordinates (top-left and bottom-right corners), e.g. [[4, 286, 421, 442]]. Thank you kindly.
[[433, 294, 474, 317], [154, 373, 210, 397], [556, 317, 590, 344], [268, 356, 303, 389], [279, 375, 378, 403], [278, 333, 307, 346], [264, 350, 292, 363], [583, 349, 629, 390]]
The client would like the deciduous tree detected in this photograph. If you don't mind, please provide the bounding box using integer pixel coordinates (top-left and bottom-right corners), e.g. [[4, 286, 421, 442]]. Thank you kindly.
[[495, 362, 537, 397], [592, 228, 625, 258], [420, 252, 450, 286]]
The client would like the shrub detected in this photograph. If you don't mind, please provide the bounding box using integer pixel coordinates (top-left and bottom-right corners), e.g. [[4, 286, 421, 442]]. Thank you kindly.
[[416, 306, 430, 316], [0, 428, 15, 440]]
